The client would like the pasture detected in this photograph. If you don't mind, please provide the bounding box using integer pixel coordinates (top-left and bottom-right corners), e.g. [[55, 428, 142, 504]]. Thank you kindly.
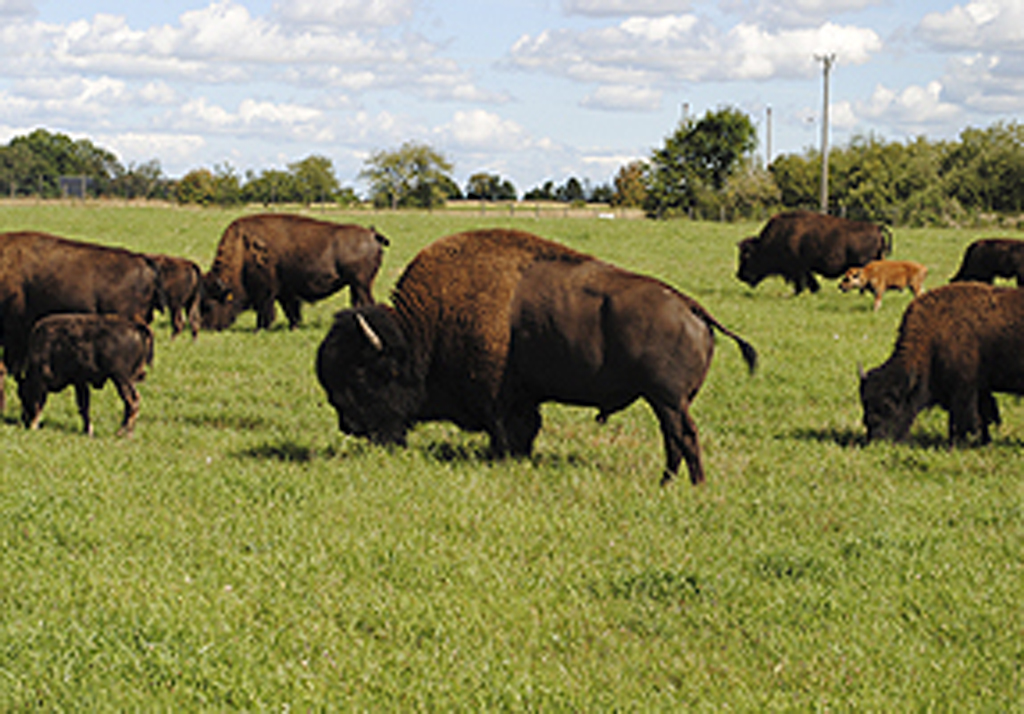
[[0, 203, 1020, 709]]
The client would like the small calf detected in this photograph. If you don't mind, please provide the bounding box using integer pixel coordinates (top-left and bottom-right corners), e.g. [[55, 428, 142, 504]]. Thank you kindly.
[[18, 314, 154, 436], [839, 260, 928, 311]]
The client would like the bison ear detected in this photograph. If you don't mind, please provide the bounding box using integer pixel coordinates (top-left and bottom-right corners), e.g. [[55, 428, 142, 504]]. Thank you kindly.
[[356, 313, 384, 351]]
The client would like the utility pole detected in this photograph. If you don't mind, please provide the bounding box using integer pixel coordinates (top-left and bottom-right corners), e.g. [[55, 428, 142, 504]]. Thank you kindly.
[[815, 53, 836, 215]]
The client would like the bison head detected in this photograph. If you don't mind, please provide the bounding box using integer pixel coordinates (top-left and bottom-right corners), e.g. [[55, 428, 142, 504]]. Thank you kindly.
[[199, 273, 240, 330], [839, 267, 867, 292], [736, 236, 767, 287], [859, 362, 921, 442], [316, 305, 425, 446]]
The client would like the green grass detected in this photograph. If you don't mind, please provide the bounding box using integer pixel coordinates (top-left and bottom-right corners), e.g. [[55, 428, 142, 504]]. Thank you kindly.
[[0, 203, 1021, 709]]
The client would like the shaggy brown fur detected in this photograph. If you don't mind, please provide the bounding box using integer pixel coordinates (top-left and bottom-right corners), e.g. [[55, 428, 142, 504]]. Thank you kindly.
[[839, 259, 927, 311], [860, 282, 1024, 444], [318, 229, 757, 486], [201, 214, 387, 331], [0, 231, 163, 410], [18, 314, 154, 436], [147, 253, 203, 339], [949, 238, 1024, 285]]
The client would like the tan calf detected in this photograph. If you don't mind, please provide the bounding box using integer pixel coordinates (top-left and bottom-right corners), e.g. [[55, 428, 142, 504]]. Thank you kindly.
[[839, 260, 927, 311]]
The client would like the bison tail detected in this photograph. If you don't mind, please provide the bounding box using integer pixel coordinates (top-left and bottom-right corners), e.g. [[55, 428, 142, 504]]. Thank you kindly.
[[881, 224, 894, 257], [689, 302, 758, 374]]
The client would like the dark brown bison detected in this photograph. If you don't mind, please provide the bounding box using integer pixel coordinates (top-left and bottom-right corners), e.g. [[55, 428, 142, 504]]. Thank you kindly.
[[147, 253, 203, 339], [949, 238, 1024, 285], [316, 229, 757, 486], [859, 282, 1024, 445], [737, 211, 892, 294], [201, 214, 388, 331], [0, 231, 164, 408], [18, 314, 154, 436]]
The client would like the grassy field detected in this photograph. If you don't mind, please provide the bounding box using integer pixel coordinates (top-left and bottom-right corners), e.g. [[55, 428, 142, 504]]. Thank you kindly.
[[0, 203, 1020, 709]]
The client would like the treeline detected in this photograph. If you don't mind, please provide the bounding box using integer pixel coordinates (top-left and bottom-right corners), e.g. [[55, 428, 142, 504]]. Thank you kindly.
[[2, 118, 1022, 227]]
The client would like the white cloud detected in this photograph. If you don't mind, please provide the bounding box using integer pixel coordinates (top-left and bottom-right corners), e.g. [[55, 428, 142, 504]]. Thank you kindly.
[[580, 84, 662, 111], [0, 0, 34, 18], [273, 0, 416, 27], [440, 110, 530, 152], [102, 132, 206, 165], [509, 17, 882, 88], [918, 0, 1024, 51], [854, 81, 963, 128], [729, 0, 885, 27], [562, 0, 692, 16]]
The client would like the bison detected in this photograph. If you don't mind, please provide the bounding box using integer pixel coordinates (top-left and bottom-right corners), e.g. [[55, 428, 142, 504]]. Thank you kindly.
[[316, 229, 757, 486], [0, 231, 164, 408], [949, 238, 1024, 285], [737, 211, 892, 295], [859, 282, 1024, 445], [18, 314, 154, 436], [147, 253, 203, 339], [839, 259, 928, 311], [201, 214, 388, 331]]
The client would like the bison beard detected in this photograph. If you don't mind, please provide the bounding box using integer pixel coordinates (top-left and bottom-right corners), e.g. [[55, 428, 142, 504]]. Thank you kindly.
[[316, 229, 757, 486], [860, 283, 1024, 445]]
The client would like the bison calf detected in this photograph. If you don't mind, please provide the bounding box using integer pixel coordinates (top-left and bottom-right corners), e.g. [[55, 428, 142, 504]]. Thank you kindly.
[[839, 260, 927, 311], [860, 283, 1024, 445], [18, 314, 154, 436]]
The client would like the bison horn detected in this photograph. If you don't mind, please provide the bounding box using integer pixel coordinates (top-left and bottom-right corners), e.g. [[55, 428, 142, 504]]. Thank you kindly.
[[857, 362, 866, 381], [356, 313, 383, 351]]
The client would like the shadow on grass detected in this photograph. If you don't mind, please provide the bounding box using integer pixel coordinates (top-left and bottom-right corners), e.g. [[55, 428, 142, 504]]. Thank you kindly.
[[236, 440, 319, 462], [787, 426, 1024, 450], [179, 413, 271, 432], [417, 439, 592, 470]]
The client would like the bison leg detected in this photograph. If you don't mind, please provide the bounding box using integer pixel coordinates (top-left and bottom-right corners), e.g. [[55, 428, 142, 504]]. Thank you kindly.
[[112, 377, 141, 437], [256, 299, 277, 330], [350, 282, 374, 308], [280, 295, 303, 329], [504, 402, 542, 457], [650, 401, 704, 486], [948, 386, 983, 445], [169, 306, 185, 339], [74, 383, 93, 437]]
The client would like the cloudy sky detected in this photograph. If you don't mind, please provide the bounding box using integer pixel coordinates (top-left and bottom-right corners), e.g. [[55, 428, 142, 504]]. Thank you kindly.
[[0, 0, 1020, 194]]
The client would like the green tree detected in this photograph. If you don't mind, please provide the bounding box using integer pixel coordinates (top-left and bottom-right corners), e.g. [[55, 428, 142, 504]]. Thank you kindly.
[[466, 172, 517, 201], [611, 161, 648, 208], [645, 107, 757, 218], [8, 128, 124, 197], [175, 168, 217, 205], [360, 141, 455, 209], [242, 168, 299, 205], [289, 154, 340, 205]]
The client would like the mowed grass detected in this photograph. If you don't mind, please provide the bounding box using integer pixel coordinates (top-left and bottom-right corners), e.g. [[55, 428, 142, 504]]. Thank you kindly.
[[0, 203, 1020, 709]]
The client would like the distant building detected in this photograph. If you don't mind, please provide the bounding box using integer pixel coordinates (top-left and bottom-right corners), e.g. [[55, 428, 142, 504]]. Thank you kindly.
[[59, 176, 92, 199]]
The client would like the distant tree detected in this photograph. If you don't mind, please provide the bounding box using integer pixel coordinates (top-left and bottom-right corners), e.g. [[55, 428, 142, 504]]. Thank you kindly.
[[243, 168, 299, 205], [0, 143, 41, 198], [8, 128, 124, 197], [466, 172, 517, 201], [523, 180, 555, 201], [555, 177, 585, 203], [588, 182, 614, 204], [212, 163, 242, 206], [769, 152, 819, 209], [360, 141, 455, 209], [436, 174, 464, 201], [111, 159, 168, 200], [289, 154, 340, 205], [611, 160, 648, 208], [175, 168, 217, 206], [645, 107, 757, 218]]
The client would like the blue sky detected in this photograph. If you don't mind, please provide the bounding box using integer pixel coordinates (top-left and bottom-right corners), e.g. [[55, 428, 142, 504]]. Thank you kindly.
[[1, 0, 1021, 195]]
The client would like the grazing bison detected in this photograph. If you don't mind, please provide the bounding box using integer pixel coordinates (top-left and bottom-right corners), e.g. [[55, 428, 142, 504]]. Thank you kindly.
[[0, 231, 163, 408], [147, 253, 203, 339], [737, 211, 892, 294], [949, 238, 1024, 285], [201, 214, 388, 331], [839, 259, 928, 311], [859, 283, 1024, 445], [18, 314, 153, 436], [316, 229, 758, 486]]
